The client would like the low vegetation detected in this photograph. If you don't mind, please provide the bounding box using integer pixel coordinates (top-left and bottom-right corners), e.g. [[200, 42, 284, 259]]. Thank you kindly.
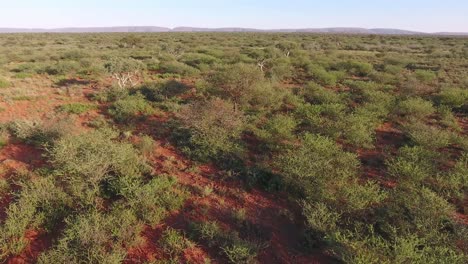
[[0, 32, 466, 263]]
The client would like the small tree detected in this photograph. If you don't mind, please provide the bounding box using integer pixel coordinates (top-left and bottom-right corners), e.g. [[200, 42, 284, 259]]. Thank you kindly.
[[179, 98, 245, 160], [209, 63, 264, 111], [276, 41, 299, 57], [105, 57, 145, 89]]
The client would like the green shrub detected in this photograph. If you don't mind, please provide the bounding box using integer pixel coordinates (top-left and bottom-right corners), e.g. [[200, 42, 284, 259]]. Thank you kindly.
[[0, 178, 9, 196], [189, 221, 260, 263], [387, 146, 437, 183], [92, 86, 129, 103], [135, 134, 157, 156], [403, 122, 452, 149], [241, 82, 287, 112], [178, 98, 245, 161], [0, 77, 11, 88], [414, 70, 437, 83], [0, 176, 70, 259], [139, 80, 189, 102], [0, 130, 9, 149], [343, 111, 379, 149], [254, 114, 297, 150], [8, 118, 75, 146], [433, 153, 468, 199], [267, 58, 293, 81], [437, 87, 468, 109], [208, 63, 264, 108], [105, 57, 145, 89], [295, 103, 346, 139], [61, 50, 88, 60], [275, 133, 359, 202], [87, 115, 110, 129], [181, 53, 220, 68], [49, 129, 150, 205], [58, 103, 97, 115], [159, 60, 199, 76], [119, 35, 143, 48], [159, 228, 190, 256], [38, 211, 128, 263], [303, 82, 342, 104], [128, 176, 187, 225], [437, 106, 462, 131], [108, 93, 154, 122], [306, 64, 337, 86], [13, 72, 32, 79], [222, 242, 257, 264], [339, 60, 374, 77], [384, 64, 403, 75], [303, 202, 340, 235], [190, 221, 223, 247], [396, 97, 435, 119]]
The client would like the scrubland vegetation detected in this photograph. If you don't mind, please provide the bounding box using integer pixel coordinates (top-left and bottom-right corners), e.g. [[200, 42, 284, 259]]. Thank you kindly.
[[0, 33, 467, 263]]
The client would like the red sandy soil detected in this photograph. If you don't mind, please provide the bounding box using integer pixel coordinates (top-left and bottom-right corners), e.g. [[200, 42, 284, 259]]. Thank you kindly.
[[5, 229, 54, 264], [357, 122, 406, 188], [0, 143, 45, 171], [0, 77, 100, 263], [124, 142, 336, 264], [0, 76, 99, 124], [0, 143, 51, 264], [2, 77, 463, 263], [1, 136, 335, 263]]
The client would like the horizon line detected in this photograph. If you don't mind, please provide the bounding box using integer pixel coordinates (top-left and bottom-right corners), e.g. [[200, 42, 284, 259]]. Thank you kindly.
[[0, 26, 467, 35]]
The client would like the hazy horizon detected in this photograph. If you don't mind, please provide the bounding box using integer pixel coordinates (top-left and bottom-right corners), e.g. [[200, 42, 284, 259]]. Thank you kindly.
[[1, 0, 468, 33]]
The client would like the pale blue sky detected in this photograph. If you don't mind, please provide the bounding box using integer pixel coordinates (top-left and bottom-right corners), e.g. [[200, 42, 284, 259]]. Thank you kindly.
[[1, 0, 467, 32]]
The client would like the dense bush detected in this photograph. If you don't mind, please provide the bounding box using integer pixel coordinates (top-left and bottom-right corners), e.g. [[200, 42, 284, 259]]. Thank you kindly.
[[208, 63, 265, 109], [437, 87, 468, 109], [396, 97, 435, 119], [305, 64, 337, 86], [108, 93, 154, 122], [403, 122, 452, 149], [343, 111, 379, 149], [159, 60, 200, 76], [49, 129, 150, 205], [0, 176, 70, 259], [8, 118, 75, 146], [276, 134, 382, 209], [303, 82, 342, 104], [253, 114, 297, 150], [387, 146, 437, 183], [105, 57, 145, 89], [128, 176, 187, 225], [38, 211, 131, 263], [178, 98, 245, 161], [338, 60, 374, 76], [139, 80, 189, 102], [0, 33, 466, 263]]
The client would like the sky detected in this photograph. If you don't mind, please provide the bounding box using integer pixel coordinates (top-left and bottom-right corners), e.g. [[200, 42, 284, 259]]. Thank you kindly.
[[1, 0, 467, 32]]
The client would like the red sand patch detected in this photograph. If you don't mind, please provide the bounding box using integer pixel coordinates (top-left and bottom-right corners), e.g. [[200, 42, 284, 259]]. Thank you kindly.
[[0, 143, 45, 172], [6, 229, 54, 264]]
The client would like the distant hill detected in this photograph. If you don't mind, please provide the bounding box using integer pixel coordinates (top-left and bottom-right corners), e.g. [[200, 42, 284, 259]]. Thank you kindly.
[[0, 27, 171, 33], [434, 32, 468, 36], [0, 26, 466, 35]]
